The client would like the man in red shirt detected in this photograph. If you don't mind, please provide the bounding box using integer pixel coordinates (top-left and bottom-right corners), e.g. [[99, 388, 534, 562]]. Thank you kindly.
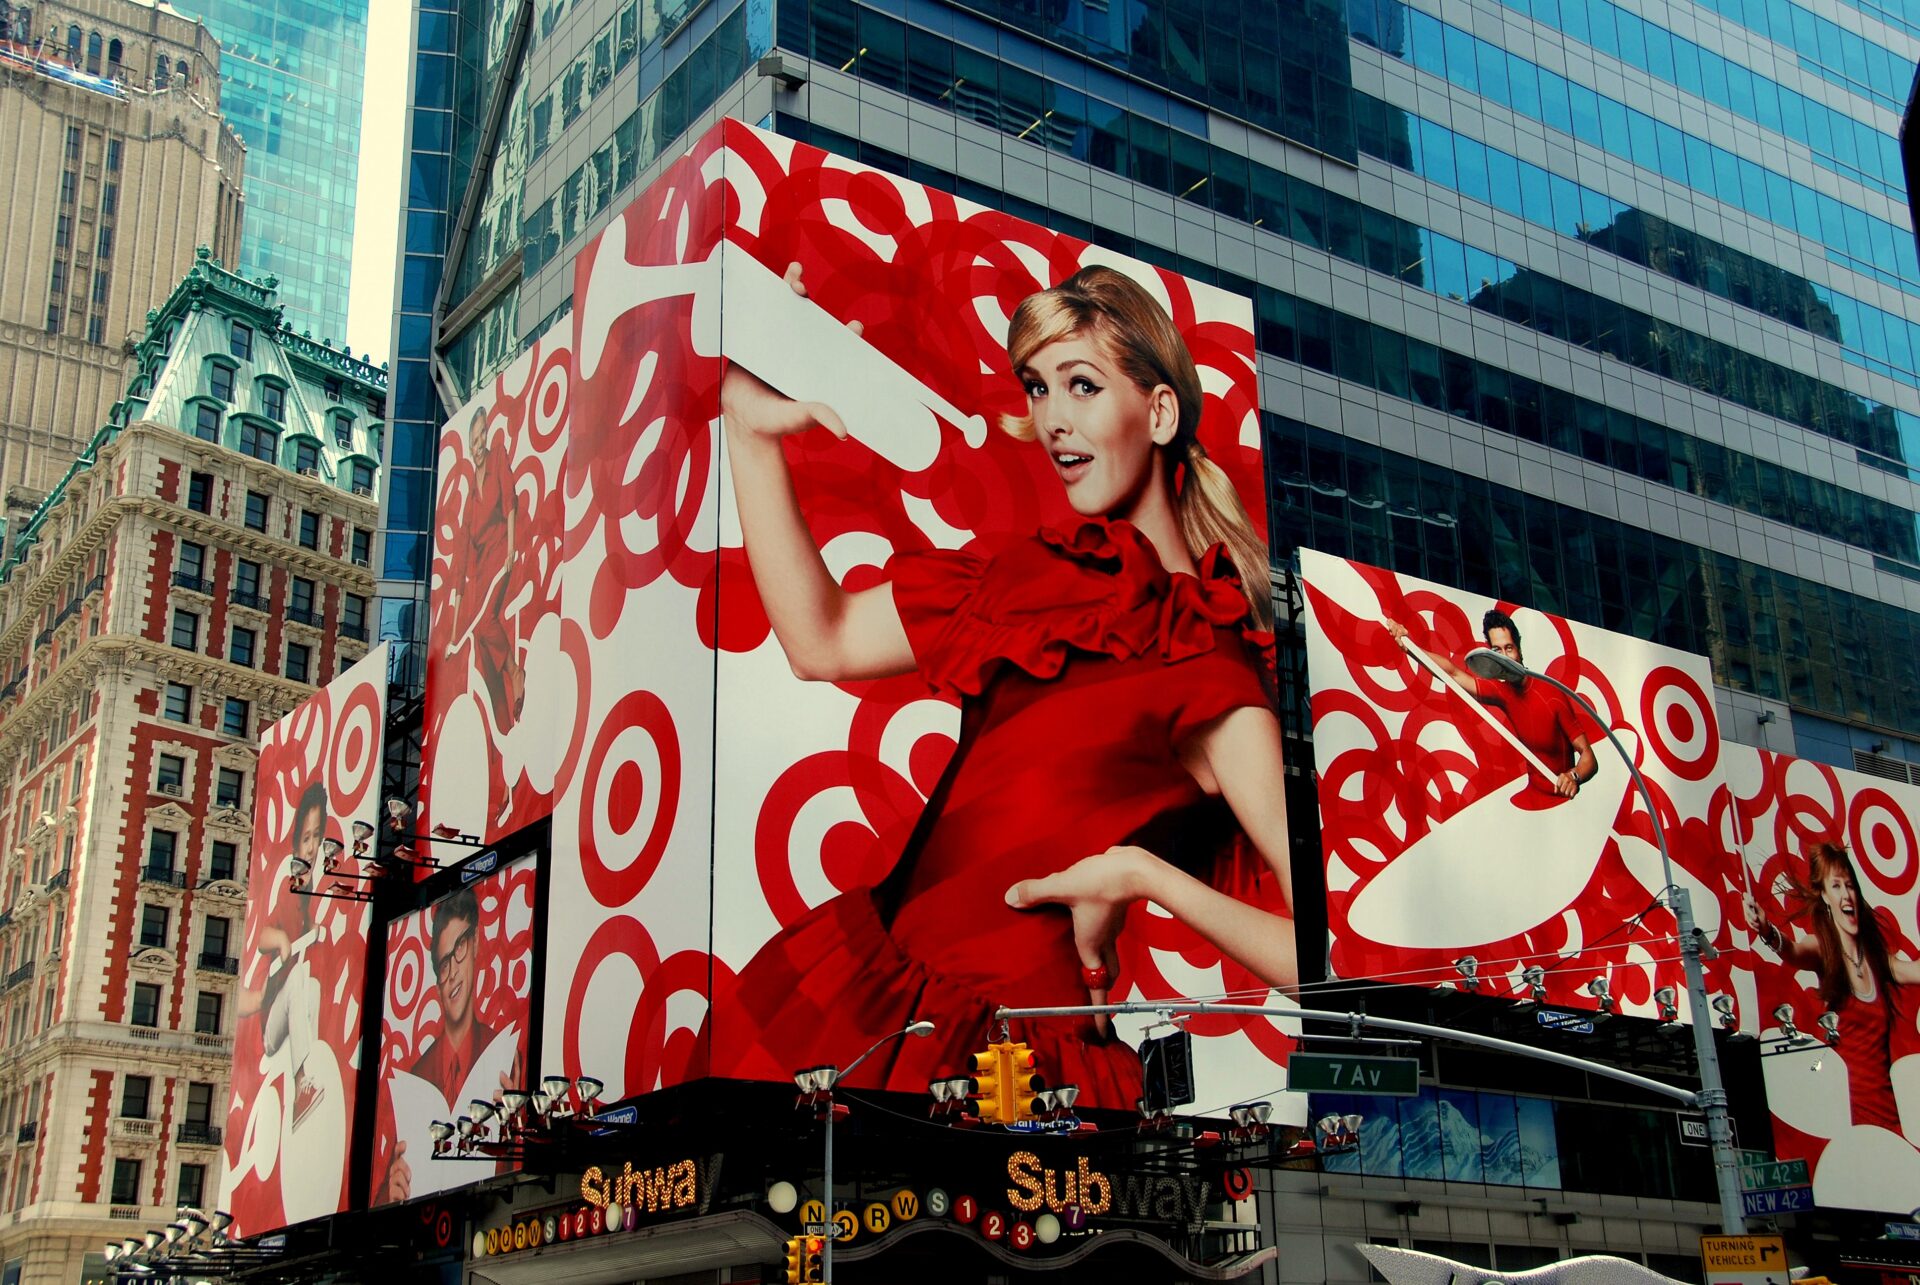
[[1387, 610, 1598, 797]]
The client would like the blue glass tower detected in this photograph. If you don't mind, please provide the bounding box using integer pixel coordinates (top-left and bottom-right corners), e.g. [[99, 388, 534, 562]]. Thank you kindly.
[[179, 0, 370, 342]]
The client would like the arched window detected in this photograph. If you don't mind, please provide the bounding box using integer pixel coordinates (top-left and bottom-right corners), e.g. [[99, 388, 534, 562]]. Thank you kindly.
[[107, 39, 122, 72], [153, 54, 167, 88], [65, 24, 79, 62], [174, 57, 187, 85], [85, 31, 100, 74]]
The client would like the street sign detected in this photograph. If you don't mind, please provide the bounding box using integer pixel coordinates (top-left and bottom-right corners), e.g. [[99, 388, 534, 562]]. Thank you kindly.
[[1740, 1186, 1814, 1217], [1287, 1053, 1420, 1096], [1535, 1010, 1596, 1035], [1886, 1223, 1920, 1241], [1701, 1233, 1787, 1278], [802, 1222, 832, 1236], [1678, 1114, 1709, 1146], [1740, 1159, 1810, 1192]]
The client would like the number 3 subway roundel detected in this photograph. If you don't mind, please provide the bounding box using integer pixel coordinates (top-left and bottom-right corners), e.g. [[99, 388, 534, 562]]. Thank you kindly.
[[420, 118, 1302, 1118], [1299, 552, 1732, 1018]]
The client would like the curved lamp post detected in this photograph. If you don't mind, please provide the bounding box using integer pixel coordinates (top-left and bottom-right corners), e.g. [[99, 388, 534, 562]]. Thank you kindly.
[[798, 1020, 934, 1281], [1461, 646, 1745, 1233]]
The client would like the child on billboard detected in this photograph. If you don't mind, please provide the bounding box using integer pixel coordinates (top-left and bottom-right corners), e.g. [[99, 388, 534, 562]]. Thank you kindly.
[[712, 264, 1297, 1108]]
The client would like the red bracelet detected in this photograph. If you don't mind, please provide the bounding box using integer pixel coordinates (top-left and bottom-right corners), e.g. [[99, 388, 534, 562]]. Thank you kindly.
[[1080, 963, 1113, 991]]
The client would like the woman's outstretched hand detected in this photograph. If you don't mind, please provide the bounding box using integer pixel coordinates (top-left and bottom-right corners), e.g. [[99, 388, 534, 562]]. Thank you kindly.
[[719, 262, 854, 442], [1006, 846, 1154, 1034]]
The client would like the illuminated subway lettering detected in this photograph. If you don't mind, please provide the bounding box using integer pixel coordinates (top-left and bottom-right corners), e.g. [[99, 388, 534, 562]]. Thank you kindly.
[[1004, 1153, 1112, 1216], [579, 1159, 698, 1212]]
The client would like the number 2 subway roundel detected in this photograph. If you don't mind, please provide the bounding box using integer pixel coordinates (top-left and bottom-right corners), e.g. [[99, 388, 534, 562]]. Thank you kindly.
[[220, 644, 388, 1238], [417, 117, 1300, 1115], [1300, 553, 1735, 1018]]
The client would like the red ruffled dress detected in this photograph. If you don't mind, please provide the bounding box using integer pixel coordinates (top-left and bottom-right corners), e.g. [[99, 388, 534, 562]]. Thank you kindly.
[[712, 520, 1276, 1109]]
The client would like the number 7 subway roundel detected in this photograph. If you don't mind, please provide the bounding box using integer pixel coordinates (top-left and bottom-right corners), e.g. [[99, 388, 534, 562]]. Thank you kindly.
[[420, 120, 1302, 1115]]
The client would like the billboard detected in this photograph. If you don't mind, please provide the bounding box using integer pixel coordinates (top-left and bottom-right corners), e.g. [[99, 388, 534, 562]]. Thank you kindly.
[[371, 856, 537, 1205], [424, 118, 1299, 1118], [1300, 552, 1738, 1018], [1721, 746, 1920, 1213], [220, 643, 388, 1237]]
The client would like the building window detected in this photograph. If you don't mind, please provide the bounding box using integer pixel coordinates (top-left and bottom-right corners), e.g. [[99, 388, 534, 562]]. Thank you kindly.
[[261, 383, 285, 423], [169, 608, 199, 650], [293, 440, 320, 474], [208, 841, 236, 883], [154, 55, 167, 87], [110, 1158, 141, 1205], [221, 698, 249, 738], [45, 304, 59, 334], [138, 903, 169, 949], [234, 559, 262, 607], [54, 214, 68, 249], [49, 260, 65, 294], [120, 1075, 150, 1120], [176, 541, 205, 584], [228, 627, 255, 668], [214, 767, 243, 808], [243, 491, 268, 532], [147, 829, 177, 872], [184, 1081, 214, 1129], [349, 460, 375, 497], [286, 641, 311, 683], [129, 982, 159, 1028], [84, 30, 99, 72], [64, 122, 79, 157], [350, 527, 371, 565], [106, 139, 120, 171], [193, 990, 222, 1034], [106, 37, 120, 71], [100, 181, 116, 215], [229, 322, 252, 361], [298, 510, 320, 550], [186, 471, 212, 514], [178, 1162, 205, 1209], [86, 314, 104, 344], [342, 593, 368, 640], [238, 422, 278, 463], [91, 270, 108, 305], [331, 412, 354, 449], [95, 225, 111, 260], [58, 171, 74, 205], [208, 362, 234, 402], [193, 403, 220, 442], [289, 577, 315, 619], [154, 753, 185, 792], [162, 682, 192, 723], [200, 918, 229, 964]]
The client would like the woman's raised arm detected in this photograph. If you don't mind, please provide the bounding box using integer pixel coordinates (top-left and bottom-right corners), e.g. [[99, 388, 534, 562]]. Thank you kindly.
[[721, 360, 916, 683]]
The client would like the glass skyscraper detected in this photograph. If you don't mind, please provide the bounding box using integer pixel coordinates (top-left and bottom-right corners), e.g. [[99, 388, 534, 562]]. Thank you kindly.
[[181, 0, 369, 341], [386, 0, 1920, 777]]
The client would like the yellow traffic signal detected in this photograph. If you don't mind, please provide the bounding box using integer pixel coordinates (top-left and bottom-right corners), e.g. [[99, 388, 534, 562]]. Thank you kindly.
[[783, 1237, 804, 1284], [801, 1235, 826, 1281], [1004, 1042, 1045, 1122], [970, 1048, 1004, 1123]]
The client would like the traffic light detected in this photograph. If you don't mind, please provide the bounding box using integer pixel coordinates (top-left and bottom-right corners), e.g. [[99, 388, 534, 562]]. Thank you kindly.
[[783, 1237, 804, 1284], [1004, 1042, 1045, 1122], [970, 1048, 1003, 1123], [801, 1235, 825, 1281]]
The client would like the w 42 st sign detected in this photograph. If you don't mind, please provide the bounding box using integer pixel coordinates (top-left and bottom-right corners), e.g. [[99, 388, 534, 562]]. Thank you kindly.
[[1287, 1054, 1420, 1096]]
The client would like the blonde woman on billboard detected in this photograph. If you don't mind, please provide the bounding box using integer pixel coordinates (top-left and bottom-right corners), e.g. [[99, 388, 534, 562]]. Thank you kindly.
[[714, 264, 1295, 1107], [1746, 841, 1919, 1132]]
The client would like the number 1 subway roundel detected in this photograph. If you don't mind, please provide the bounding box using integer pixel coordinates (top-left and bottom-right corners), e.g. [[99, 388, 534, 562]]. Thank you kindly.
[[421, 118, 1299, 1114], [1300, 552, 1733, 1018]]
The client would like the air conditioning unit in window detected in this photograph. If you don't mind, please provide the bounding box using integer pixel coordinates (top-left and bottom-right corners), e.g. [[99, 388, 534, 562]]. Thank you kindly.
[[155, 782, 183, 797], [296, 466, 319, 478], [351, 483, 373, 498], [350, 554, 370, 568]]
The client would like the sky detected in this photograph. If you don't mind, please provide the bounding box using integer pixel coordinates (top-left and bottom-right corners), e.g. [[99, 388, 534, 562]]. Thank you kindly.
[[344, 2, 410, 368]]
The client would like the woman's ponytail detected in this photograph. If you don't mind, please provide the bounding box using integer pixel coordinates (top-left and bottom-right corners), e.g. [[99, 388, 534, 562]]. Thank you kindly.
[[1179, 442, 1273, 632]]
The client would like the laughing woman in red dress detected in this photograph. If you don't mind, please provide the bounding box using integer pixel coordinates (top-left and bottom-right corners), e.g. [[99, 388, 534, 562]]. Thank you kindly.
[[1746, 841, 1919, 1132], [447, 407, 525, 732], [711, 265, 1297, 1108]]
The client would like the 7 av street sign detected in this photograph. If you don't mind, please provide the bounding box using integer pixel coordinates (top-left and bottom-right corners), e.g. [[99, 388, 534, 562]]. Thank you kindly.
[[1287, 1053, 1419, 1096]]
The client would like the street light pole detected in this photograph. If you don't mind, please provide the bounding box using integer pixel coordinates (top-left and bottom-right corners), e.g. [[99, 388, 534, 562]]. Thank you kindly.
[[804, 1020, 933, 1283], [1462, 648, 1747, 1234]]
